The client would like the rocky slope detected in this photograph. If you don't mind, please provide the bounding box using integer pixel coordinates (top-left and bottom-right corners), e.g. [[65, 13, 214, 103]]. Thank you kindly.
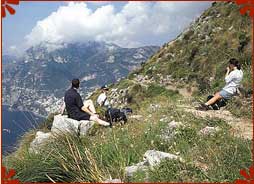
[[93, 2, 252, 116], [3, 41, 159, 116]]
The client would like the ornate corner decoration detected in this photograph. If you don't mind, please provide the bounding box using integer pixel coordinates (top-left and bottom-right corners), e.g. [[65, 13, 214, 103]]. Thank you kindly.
[[234, 165, 254, 184], [2, 166, 20, 184], [1, 0, 20, 18], [235, 0, 254, 17]]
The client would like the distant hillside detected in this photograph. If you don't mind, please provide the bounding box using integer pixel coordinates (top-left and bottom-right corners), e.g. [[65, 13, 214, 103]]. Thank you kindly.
[[2, 41, 159, 115]]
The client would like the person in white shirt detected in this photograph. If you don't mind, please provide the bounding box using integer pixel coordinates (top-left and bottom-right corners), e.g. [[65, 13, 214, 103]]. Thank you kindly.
[[97, 85, 111, 108], [198, 58, 243, 111]]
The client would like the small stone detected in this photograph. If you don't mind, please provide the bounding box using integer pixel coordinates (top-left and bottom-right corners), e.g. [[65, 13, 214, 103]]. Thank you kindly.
[[125, 161, 149, 177], [199, 126, 221, 136], [167, 120, 183, 129], [129, 115, 143, 120], [103, 179, 122, 183]]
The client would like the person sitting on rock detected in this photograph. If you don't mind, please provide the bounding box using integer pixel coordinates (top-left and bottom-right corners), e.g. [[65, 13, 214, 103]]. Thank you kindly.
[[198, 58, 243, 111], [64, 78, 110, 126], [97, 85, 111, 109]]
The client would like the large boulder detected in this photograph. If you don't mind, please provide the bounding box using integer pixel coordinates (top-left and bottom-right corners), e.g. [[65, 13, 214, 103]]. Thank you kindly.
[[29, 131, 52, 153], [51, 114, 94, 136]]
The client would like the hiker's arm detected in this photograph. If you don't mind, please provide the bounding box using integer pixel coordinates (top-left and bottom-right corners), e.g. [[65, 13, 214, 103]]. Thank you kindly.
[[225, 67, 230, 78], [76, 94, 94, 116], [225, 69, 235, 83]]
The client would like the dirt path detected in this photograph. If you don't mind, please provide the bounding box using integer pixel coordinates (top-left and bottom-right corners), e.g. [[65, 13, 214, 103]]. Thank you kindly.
[[130, 77, 252, 140], [131, 77, 195, 97], [178, 105, 252, 140], [165, 85, 195, 97]]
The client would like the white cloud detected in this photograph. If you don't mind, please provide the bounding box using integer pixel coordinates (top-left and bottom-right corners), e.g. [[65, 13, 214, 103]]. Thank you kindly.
[[25, 2, 211, 49], [6, 45, 24, 56], [10, 45, 17, 50]]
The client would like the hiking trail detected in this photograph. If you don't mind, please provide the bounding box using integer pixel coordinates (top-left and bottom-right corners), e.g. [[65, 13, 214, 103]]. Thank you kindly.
[[177, 104, 252, 140]]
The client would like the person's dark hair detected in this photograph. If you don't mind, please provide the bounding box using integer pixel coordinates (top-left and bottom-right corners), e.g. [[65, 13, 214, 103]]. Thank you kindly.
[[72, 78, 80, 88], [229, 58, 241, 70]]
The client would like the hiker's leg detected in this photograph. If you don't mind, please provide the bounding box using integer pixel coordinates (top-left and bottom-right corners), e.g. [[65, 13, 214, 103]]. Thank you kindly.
[[205, 92, 222, 106], [90, 115, 109, 126], [83, 99, 96, 114]]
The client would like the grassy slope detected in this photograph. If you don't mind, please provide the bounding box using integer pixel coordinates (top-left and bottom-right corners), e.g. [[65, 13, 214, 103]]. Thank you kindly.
[[4, 2, 252, 182]]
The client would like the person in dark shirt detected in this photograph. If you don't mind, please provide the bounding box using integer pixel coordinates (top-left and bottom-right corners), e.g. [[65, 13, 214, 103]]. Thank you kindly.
[[64, 79, 110, 126]]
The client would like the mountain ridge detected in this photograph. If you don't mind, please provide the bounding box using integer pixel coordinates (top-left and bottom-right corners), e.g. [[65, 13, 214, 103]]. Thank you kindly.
[[3, 41, 159, 116]]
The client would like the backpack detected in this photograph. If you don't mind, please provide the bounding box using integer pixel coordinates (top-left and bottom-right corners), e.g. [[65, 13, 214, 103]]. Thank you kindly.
[[207, 95, 227, 110], [105, 108, 127, 127], [120, 107, 133, 114]]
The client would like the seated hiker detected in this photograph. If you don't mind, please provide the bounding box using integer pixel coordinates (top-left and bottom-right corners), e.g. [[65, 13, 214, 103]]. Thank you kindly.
[[64, 78, 110, 126], [96, 85, 130, 125], [198, 58, 243, 111], [97, 85, 111, 109]]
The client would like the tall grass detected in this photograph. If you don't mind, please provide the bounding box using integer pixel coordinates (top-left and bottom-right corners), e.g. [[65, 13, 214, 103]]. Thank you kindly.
[[4, 98, 252, 182]]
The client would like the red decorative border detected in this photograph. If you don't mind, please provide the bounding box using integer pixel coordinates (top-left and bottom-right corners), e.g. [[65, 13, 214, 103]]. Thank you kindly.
[[234, 165, 254, 184], [2, 166, 20, 184], [1, 0, 19, 18], [1, 0, 254, 184], [235, 0, 254, 17]]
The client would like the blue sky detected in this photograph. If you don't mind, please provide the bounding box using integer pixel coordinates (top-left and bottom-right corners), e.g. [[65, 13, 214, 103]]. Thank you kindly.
[[3, 1, 211, 56], [3, 2, 63, 54]]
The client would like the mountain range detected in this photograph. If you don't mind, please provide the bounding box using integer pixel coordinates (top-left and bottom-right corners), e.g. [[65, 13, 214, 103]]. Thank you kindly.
[[3, 41, 159, 116]]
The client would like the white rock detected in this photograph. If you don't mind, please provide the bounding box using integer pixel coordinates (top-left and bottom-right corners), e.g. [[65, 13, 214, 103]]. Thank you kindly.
[[144, 150, 183, 167], [129, 115, 143, 120], [167, 120, 183, 129], [79, 120, 95, 136], [199, 126, 221, 136], [51, 114, 94, 136], [103, 179, 122, 183], [29, 131, 52, 153], [125, 161, 149, 177]]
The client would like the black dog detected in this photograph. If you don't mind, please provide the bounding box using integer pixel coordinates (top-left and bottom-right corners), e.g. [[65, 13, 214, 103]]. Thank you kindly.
[[105, 108, 128, 127]]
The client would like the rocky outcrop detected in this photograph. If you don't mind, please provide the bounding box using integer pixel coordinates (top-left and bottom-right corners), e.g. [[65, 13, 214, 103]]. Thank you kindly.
[[29, 131, 52, 153], [144, 150, 183, 167], [29, 115, 95, 153], [125, 150, 183, 177], [51, 114, 95, 136]]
